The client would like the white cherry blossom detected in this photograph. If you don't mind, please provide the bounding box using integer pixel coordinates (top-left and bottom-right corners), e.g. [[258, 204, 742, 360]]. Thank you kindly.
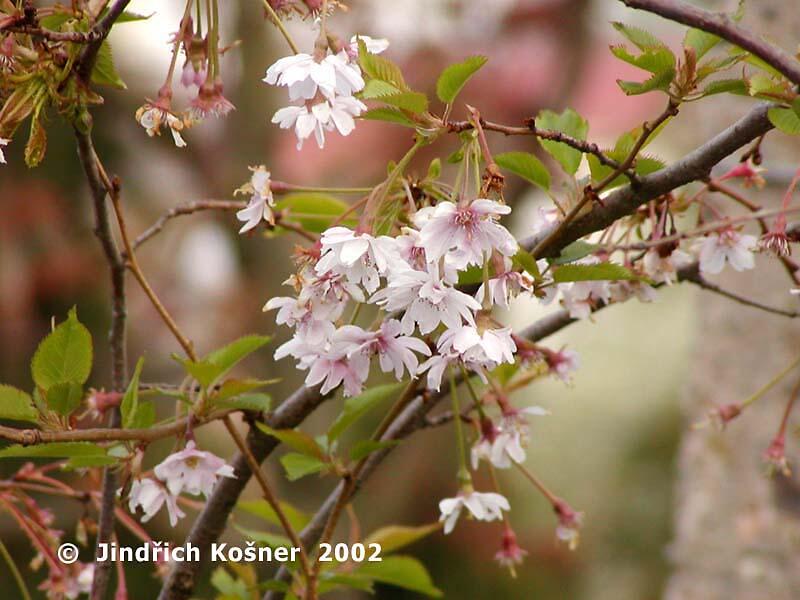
[[236, 166, 275, 233], [642, 247, 692, 285], [0, 137, 8, 164], [561, 280, 611, 320], [272, 96, 366, 150], [694, 229, 757, 274], [349, 35, 390, 57], [439, 490, 510, 534], [135, 105, 186, 147], [414, 199, 517, 268], [316, 227, 401, 293], [336, 319, 431, 379], [127, 478, 185, 526], [153, 441, 236, 497], [304, 346, 370, 396], [476, 267, 532, 309]]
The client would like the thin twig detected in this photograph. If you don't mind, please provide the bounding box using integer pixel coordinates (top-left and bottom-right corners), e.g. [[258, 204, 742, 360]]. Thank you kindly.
[[682, 270, 799, 319]]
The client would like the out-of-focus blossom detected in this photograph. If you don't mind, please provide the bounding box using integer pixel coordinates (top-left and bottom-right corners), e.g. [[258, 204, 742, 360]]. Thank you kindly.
[[135, 104, 187, 147], [439, 490, 510, 534], [694, 229, 757, 274], [642, 247, 692, 285], [127, 478, 185, 526], [235, 166, 275, 233]]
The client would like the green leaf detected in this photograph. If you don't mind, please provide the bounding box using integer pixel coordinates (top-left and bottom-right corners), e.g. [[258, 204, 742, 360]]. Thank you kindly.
[[364, 523, 441, 554], [552, 262, 636, 282], [0, 385, 38, 423], [376, 91, 429, 115], [536, 108, 589, 175], [512, 248, 541, 280], [63, 455, 119, 470], [178, 335, 270, 388], [46, 382, 84, 416], [327, 383, 404, 442], [210, 567, 250, 600], [551, 240, 599, 265], [31, 307, 93, 391], [612, 22, 668, 50], [494, 151, 550, 190], [617, 68, 675, 95], [701, 78, 748, 97], [256, 423, 325, 459], [236, 526, 293, 549], [360, 108, 417, 128], [215, 393, 272, 412], [457, 264, 484, 286], [214, 378, 277, 402], [349, 439, 399, 462], [362, 79, 402, 98], [426, 158, 441, 180], [610, 45, 675, 74], [685, 28, 721, 59], [768, 107, 800, 135], [238, 499, 310, 531], [586, 153, 665, 189], [0, 442, 106, 459], [359, 39, 407, 90], [279, 452, 328, 481], [435, 55, 488, 104], [793, 98, 800, 119], [355, 555, 443, 597], [318, 573, 375, 594], [275, 193, 354, 232], [120, 357, 144, 428], [91, 41, 126, 89]]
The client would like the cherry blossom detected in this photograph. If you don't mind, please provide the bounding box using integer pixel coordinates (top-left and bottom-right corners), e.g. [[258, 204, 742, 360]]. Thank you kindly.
[[272, 96, 366, 150], [694, 229, 757, 274], [0, 137, 8, 163], [304, 345, 370, 396], [561, 280, 611, 320], [135, 103, 187, 147], [489, 406, 548, 469], [476, 263, 533, 308], [554, 499, 584, 550], [348, 35, 390, 57], [316, 227, 401, 293], [127, 477, 185, 526], [439, 489, 510, 534], [642, 247, 692, 285], [153, 441, 236, 497], [236, 166, 275, 233], [415, 199, 517, 268], [336, 319, 431, 379], [495, 526, 528, 572], [264, 52, 363, 101]]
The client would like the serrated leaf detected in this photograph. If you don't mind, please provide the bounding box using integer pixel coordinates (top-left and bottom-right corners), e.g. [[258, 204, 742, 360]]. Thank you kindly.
[[355, 555, 443, 598], [377, 91, 429, 114], [364, 523, 440, 554], [32, 307, 93, 391], [768, 107, 800, 135], [178, 335, 270, 388], [238, 499, 310, 531], [617, 68, 675, 95], [215, 393, 272, 412], [275, 193, 354, 232], [512, 248, 541, 280], [536, 108, 588, 175], [435, 55, 488, 104], [360, 107, 417, 128], [327, 383, 403, 442], [361, 79, 402, 98], [359, 39, 407, 90], [63, 455, 119, 470], [46, 382, 83, 416], [612, 22, 668, 50], [684, 28, 720, 59], [494, 151, 550, 190], [0, 442, 106, 459], [91, 41, 126, 89], [610, 45, 675, 74], [214, 379, 277, 402], [551, 240, 600, 265], [0, 385, 38, 423], [120, 357, 144, 428], [257, 423, 325, 459], [349, 439, 399, 462], [701, 78, 748, 97], [552, 262, 636, 282], [279, 452, 327, 481]]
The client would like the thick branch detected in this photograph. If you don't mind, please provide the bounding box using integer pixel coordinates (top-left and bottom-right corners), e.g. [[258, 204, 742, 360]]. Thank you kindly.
[[75, 0, 133, 82], [522, 103, 775, 257], [621, 0, 800, 86]]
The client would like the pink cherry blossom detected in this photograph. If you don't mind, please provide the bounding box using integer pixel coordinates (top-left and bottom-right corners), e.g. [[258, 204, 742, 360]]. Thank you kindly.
[[153, 441, 236, 498]]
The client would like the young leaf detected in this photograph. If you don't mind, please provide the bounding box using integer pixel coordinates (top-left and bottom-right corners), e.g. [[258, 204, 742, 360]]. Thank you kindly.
[[685, 28, 721, 59], [0, 385, 38, 423], [355, 556, 443, 598], [617, 68, 675, 96], [178, 335, 271, 388], [0, 442, 107, 459], [349, 439, 399, 462], [361, 108, 417, 128], [551, 240, 600, 265], [359, 39, 407, 90], [235, 526, 293, 549], [494, 151, 550, 190], [91, 41, 127, 89], [279, 452, 327, 481], [31, 307, 93, 391], [46, 382, 83, 416], [63, 455, 119, 469], [120, 357, 144, 428], [767, 107, 800, 135], [435, 55, 488, 104], [376, 91, 429, 115], [512, 248, 541, 280], [256, 423, 325, 459], [237, 499, 311, 531], [701, 78, 748, 97], [364, 522, 441, 554], [210, 567, 250, 599], [536, 108, 589, 175], [215, 393, 272, 412], [612, 22, 668, 50], [361, 79, 402, 98], [327, 382, 404, 442], [214, 378, 277, 402], [552, 262, 636, 282]]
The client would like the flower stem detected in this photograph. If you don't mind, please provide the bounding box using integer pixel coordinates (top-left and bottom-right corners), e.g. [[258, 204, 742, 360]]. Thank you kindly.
[[0, 538, 31, 600], [742, 354, 800, 408], [449, 366, 471, 484], [259, 0, 300, 55]]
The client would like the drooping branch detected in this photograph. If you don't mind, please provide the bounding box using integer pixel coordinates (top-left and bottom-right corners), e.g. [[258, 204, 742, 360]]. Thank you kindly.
[[620, 0, 800, 86]]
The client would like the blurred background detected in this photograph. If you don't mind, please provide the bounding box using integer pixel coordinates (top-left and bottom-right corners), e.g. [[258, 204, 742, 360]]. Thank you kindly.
[[2, 0, 799, 598]]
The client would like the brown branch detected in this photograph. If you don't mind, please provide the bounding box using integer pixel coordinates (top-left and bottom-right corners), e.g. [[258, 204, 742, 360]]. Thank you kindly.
[[132, 200, 245, 250], [5, 26, 101, 43], [75, 0, 133, 83], [74, 130, 127, 600], [0, 410, 235, 445], [621, 0, 800, 86]]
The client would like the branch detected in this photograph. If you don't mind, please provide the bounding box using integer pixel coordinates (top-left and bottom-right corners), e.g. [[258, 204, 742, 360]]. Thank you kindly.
[[522, 103, 775, 257], [75, 129, 127, 600], [75, 0, 133, 83], [621, 0, 800, 86], [4, 26, 100, 43], [132, 200, 245, 250]]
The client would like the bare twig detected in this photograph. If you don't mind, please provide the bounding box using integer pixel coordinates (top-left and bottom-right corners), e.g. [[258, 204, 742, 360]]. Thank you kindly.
[[75, 0, 133, 83], [621, 0, 800, 86], [132, 200, 245, 250], [5, 26, 100, 42]]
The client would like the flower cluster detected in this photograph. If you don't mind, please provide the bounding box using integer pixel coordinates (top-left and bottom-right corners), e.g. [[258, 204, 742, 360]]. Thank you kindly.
[[126, 441, 236, 526], [264, 36, 387, 149]]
